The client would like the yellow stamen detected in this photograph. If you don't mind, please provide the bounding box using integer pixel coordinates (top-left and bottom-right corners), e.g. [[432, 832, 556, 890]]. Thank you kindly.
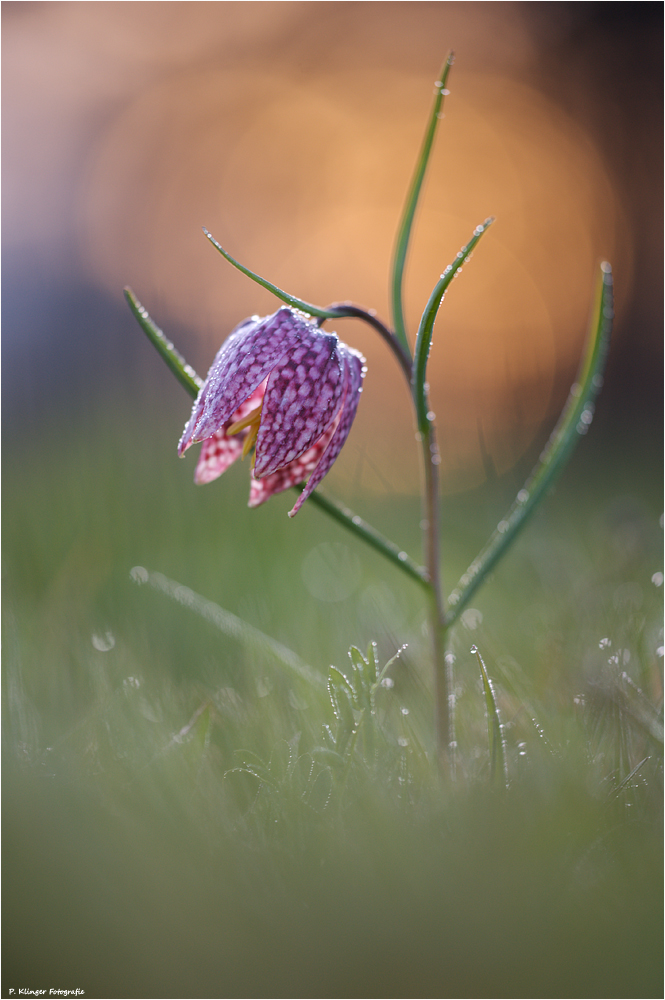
[[227, 403, 263, 462], [241, 422, 259, 460]]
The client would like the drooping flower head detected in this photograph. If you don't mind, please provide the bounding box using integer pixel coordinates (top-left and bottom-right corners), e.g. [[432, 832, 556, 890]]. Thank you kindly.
[[178, 307, 366, 516]]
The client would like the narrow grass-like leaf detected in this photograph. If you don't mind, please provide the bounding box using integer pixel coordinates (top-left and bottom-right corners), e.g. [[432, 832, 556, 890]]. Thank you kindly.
[[446, 262, 614, 623], [348, 646, 372, 713], [328, 667, 356, 752], [124, 288, 202, 398], [391, 52, 454, 353], [302, 489, 430, 590], [131, 567, 324, 689], [607, 756, 650, 802], [307, 766, 333, 813], [328, 665, 355, 703], [412, 217, 494, 432], [204, 229, 346, 321], [375, 644, 408, 689], [473, 645, 508, 787]]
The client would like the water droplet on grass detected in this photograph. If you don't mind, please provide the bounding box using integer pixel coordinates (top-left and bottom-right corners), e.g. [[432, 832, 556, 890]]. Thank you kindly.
[[463, 607, 484, 631], [92, 631, 115, 652]]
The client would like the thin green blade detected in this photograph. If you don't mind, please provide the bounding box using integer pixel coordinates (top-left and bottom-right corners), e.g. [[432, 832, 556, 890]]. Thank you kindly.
[[412, 217, 494, 432], [446, 262, 614, 623], [204, 229, 344, 321], [473, 645, 508, 787], [390, 52, 454, 353], [124, 288, 202, 399]]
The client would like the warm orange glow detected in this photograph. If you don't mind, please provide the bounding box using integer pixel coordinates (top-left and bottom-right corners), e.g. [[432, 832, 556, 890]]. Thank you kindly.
[[4, 3, 632, 495]]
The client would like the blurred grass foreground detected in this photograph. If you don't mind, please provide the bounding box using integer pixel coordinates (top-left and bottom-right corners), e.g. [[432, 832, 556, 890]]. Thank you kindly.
[[3, 4, 663, 999], [3, 419, 663, 997]]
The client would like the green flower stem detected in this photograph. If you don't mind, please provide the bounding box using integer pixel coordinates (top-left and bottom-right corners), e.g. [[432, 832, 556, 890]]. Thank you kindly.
[[412, 218, 494, 433], [124, 292, 428, 591], [391, 52, 454, 353], [124, 288, 202, 397], [445, 262, 614, 626], [420, 421, 451, 762], [321, 302, 413, 385], [409, 219, 493, 765]]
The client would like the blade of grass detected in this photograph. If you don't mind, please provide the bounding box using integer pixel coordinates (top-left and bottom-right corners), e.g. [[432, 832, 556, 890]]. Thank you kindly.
[[131, 567, 325, 690], [124, 288, 203, 397], [203, 229, 348, 322], [607, 756, 650, 802], [473, 645, 508, 787], [446, 262, 614, 624], [391, 52, 454, 353], [412, 217, 494, 432]]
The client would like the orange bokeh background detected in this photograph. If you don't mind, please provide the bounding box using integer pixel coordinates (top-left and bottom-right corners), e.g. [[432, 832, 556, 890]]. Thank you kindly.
[[3, 2, 660, 496]]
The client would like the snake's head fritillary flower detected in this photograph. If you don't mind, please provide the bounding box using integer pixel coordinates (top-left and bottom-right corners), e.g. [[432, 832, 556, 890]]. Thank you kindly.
[[178, 307, 366, 516]]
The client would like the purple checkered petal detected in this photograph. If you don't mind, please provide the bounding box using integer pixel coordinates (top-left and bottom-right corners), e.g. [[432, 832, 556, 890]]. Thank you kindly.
[[193, 384, 265, 485], [248, 418, 337, 507], [178, 307, 312, 455], [194, 427, 245, 485], [288, 345, 366, 517], [253, 332, 345, 478]]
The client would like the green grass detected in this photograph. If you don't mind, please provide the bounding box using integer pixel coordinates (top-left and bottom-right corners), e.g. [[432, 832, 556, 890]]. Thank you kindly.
[[3, 399, 662, 999]]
